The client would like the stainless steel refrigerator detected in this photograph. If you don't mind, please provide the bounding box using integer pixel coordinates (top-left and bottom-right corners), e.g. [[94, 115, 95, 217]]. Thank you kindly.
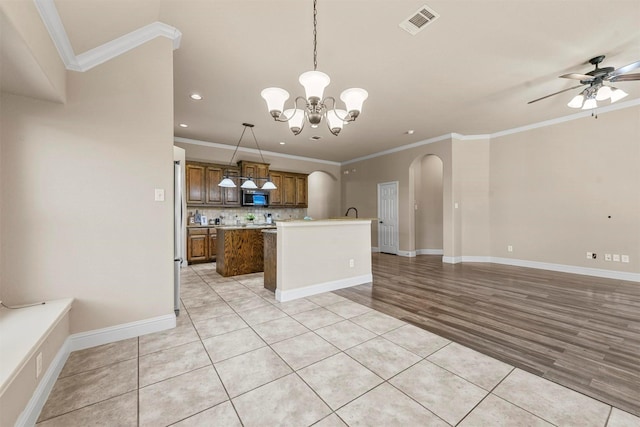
[[173, 161, 184, 315]]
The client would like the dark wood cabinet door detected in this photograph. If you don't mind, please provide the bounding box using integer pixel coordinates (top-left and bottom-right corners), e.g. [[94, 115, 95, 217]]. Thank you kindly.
[[295, 175, 308, 207], [186, 164, 206, 205], [224, 168, 241, 205], [206, 166, 223, 204], [283, 174, 296, 206], [187, 233, 208, 262], [269, 172, 283, 206], [208, 233, 217, 261]]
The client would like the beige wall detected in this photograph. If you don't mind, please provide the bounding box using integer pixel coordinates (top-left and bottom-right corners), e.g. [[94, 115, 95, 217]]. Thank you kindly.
[[342, 137, 454, 256], [341, 106, 639, 274], [489, 107, 640, 272], [414, 154, 444, 251], [174, 140, 342, 219], [0, 38, 176, 333]]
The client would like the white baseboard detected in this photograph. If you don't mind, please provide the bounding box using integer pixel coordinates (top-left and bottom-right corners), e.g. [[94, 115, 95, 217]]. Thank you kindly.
[[486, 257, 640, 282], [276, 274, 373, 302], [15, 340, 70, 427], [442, 256, 462, 264], [398, 250, 415, 257], [69, 313, 176, 352], [16, 313, 177, 426], [371, 247, 380, 253], [416, 249, 444, 255]]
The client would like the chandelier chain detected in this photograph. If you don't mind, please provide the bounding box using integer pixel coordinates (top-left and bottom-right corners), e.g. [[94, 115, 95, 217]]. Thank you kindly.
[[313, 0, 317, 71]]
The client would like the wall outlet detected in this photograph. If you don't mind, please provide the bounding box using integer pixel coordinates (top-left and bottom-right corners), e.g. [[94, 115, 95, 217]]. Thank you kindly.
[[604, 254, 612, 261], [507, 245, 513, 253], [613, 254, 621, 262], [349, 259, 355, 268], [586, 252, 592, 259], [621, 255, 630, 263], [36, 352, 43, 379]]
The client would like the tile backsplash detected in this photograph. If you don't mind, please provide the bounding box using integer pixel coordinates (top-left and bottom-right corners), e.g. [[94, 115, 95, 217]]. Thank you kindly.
[[187, 207, 308, 226]]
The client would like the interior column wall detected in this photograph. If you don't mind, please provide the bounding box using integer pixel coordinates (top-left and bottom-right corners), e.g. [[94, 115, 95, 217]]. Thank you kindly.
[[0, 38, 176, 333]]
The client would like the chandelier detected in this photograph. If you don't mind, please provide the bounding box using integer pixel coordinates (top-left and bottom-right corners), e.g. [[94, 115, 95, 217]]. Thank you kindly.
[[218, 123, 277, 190], [260, 0, 368, 136]]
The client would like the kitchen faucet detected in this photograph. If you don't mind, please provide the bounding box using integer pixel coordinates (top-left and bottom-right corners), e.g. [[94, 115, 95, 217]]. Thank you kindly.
[[344, 207, 358, 218]]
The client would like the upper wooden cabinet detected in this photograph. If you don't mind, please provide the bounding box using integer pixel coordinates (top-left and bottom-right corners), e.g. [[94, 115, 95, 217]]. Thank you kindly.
[[186, 161, 240, 207], [271, 170, 308, 208], [238, 161, 270, 188], [186, 161, 307, 208]]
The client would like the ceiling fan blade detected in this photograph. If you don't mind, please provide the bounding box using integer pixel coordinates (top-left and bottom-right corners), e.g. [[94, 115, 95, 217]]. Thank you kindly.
[[609, 60, 640, 78], [609, 73, 640, 82], [559, 73, 594, 81], [528, 84, 585, 104]]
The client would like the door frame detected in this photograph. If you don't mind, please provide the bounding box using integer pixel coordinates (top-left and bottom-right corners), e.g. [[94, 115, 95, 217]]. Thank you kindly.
[[377, 181, 399, 254]]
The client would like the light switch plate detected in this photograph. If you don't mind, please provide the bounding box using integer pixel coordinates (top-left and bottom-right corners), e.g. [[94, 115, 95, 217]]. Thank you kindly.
[[613, 254, 621, 262], [621, 255, 629, 263], [154, 189, 165, 202]]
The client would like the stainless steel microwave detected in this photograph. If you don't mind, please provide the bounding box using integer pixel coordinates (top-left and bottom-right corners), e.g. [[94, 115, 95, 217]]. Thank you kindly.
[[242, 190, 269, 206]]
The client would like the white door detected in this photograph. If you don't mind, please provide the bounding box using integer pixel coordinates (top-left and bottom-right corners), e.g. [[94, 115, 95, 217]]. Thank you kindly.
[[378, 181, 399, 254]]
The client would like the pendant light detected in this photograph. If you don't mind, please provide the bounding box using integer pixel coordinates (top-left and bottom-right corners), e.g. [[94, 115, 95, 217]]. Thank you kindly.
[[217, 123, 277, 190]]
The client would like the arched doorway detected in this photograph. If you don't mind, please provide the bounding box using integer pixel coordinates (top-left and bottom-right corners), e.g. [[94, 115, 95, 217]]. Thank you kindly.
[[307, 170, 340, 219]]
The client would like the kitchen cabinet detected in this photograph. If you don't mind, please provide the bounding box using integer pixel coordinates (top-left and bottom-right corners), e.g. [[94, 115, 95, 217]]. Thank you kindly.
[[186, 161, 240, 207], [238, 161, 270, 187], [187, 227, 217, 264], [269, 171, 308, 208], [186, 163, 206, 204]]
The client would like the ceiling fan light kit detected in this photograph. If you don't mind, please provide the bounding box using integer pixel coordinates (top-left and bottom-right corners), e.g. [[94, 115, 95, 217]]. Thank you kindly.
[[529, 55, 639, 111], [261, 0, 367, 136]]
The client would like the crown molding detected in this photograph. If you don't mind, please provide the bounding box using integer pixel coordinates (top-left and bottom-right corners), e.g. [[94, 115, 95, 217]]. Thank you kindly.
[[174, 137, 341, 166], [34, 0, 181, 72]]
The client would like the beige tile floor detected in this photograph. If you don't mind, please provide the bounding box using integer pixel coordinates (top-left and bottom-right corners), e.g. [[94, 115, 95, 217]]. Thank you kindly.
[[37, 264, 640, 426]]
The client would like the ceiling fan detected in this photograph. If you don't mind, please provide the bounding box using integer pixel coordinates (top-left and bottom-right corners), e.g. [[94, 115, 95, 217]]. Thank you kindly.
[[528, 55, 640, 109]]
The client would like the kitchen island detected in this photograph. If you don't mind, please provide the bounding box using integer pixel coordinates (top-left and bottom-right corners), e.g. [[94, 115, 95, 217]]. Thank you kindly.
[[272, 219, 374, 302], [216, 225, 275, 277]]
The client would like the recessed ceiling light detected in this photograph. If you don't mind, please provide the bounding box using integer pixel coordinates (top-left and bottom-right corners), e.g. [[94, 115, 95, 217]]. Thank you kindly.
[[310, 136, 322, 141], [279, 141, 286, 145], [189, 93, 203, 100], [406, 130, 414, 135], [179, 123, 188, 128]]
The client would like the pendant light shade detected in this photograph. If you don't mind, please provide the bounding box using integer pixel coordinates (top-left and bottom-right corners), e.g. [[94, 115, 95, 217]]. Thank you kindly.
[[299, 71, 330, 101], [609, 87, 628, 103], [284, 109, 305, 134], [261, 180, 277, 190], [241, 179, 258, 189], [218, 177, 236, 188], [582, 97, 597, 110], [340, 88, 369, 117], [261, 88, 290, 117], [326, 109, 347, 135], [567, 94, 584, 108]]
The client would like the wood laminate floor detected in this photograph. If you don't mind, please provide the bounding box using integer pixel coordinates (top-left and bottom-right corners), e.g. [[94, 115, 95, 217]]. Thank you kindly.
[[335, 254, 640, 416]]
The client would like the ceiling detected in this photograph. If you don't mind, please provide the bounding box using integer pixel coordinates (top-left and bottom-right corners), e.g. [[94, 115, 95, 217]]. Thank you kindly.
[[7, 1, 640, 162]]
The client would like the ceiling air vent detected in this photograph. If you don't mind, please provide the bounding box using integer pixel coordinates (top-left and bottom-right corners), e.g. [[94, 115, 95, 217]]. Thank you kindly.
[[399, 5, 439, 35]]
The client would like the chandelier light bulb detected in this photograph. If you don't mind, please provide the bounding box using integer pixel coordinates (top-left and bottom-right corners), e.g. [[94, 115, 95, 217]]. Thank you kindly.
[[609, 87, 628, 103], [284, 109, 305, 134], [567, 94, 584, 108]]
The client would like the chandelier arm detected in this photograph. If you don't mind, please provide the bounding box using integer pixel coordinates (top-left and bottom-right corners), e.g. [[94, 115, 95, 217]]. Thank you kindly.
[[323, 96, 355, 122], [273, 96, 309, 123]]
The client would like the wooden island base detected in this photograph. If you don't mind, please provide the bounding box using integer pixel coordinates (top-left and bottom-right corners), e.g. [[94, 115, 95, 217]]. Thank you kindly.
[[216, 227, 266, 277]]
